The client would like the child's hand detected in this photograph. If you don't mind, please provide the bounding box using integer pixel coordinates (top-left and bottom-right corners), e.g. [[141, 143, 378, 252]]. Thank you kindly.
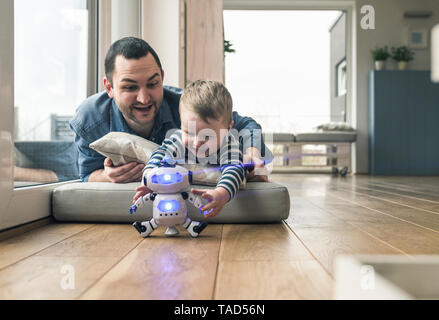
[[132, 168, 152, 203], [190, 187, 230, 219], [133, 185, 153, 203]]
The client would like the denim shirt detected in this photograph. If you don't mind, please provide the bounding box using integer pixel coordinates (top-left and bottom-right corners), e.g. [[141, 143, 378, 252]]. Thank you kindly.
[[69, 86, 272, 182]]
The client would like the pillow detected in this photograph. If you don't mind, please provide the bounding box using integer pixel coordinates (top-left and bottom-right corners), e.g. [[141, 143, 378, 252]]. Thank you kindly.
[[89, 132, 160, 166], [315, 122, 355, 132], [89, 132, 246, 188]]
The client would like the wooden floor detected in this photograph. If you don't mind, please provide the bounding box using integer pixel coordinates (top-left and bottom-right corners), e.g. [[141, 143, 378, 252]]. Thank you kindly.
[[1, 174, 439, 299]]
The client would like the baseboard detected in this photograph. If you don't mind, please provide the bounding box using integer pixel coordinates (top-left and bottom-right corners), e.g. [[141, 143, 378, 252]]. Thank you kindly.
[[0, 217, 54, 241]]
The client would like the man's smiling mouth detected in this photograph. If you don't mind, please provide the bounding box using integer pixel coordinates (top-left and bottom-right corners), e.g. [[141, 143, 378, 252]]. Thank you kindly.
[[133, 104, 154, 111]]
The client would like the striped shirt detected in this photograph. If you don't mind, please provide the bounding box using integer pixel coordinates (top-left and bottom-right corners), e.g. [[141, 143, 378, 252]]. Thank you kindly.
[[145, 129, 245, 200]]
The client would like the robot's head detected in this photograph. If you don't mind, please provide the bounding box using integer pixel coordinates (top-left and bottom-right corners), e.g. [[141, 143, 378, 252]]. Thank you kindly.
[[144, 165, 190, 193]]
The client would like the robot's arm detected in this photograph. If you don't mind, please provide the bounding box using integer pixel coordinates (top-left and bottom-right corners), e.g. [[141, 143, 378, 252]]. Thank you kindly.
[[129, 193, 155, 214], [182, 192, 212, 215]]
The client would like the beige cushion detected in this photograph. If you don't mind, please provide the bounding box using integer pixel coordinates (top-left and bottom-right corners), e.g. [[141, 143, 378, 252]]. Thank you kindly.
[[295, 131, 356, 142], [89, 131, 246, 187]]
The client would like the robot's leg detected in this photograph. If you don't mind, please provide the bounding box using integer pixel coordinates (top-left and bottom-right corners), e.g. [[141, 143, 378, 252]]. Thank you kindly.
[[182, 217, 208, 238], [133, 219, 159, 238]]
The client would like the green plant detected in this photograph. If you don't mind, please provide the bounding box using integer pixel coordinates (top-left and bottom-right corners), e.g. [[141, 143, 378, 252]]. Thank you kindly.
[[224, 40, 235, 55], [371, 46, 390, 61], [391, 46, 415, 62]]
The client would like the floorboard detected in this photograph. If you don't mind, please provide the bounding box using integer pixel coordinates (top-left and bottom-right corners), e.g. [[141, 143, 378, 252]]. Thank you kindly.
[[0, 224, 140, 299], [214, 260, 332, 299], [333, 178, 439, 211], [214, 224, 333, 299], [0, 223, 94, 271], [326, 184, 439, 232]]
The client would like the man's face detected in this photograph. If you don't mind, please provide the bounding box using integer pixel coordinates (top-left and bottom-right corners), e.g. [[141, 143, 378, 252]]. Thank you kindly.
[[104, 54, 164, 129], [180, 103, 232, 159]]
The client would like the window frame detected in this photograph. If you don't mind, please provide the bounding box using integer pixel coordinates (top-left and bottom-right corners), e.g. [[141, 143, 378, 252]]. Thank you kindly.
[[0, 0, 99, 232], [223, 0, 356, 171]]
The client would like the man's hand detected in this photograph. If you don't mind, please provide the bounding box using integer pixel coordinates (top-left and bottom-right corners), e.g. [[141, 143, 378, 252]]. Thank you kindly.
[[89, 158, 144, 183], [243, 147, 268, 182], [190, 187, 230, 219]]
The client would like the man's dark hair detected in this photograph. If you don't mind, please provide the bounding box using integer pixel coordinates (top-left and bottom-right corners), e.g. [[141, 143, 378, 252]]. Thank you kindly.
[[104, 37, 162, 85]]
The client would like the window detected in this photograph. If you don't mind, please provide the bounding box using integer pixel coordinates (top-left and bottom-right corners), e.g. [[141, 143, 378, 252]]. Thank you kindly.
[[14, 0, 94, 187], [223, 10, 342, 133]]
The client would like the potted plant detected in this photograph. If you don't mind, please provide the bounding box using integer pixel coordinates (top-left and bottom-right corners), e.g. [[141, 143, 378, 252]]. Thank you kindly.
[[391, 46, 415, 70], [224, 40, 235, 56], [371, 46, 390, 70]]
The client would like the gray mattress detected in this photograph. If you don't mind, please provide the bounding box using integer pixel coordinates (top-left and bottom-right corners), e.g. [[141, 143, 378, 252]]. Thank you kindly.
[[52, 181, 290, 224], [272, 133, 295, 143]]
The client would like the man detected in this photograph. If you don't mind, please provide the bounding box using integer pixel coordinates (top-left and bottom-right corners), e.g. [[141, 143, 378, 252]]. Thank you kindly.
[[70, 37, 272, 183]]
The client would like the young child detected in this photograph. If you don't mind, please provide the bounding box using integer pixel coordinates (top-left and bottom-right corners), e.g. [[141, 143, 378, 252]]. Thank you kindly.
[[133, 80, 245, 219]]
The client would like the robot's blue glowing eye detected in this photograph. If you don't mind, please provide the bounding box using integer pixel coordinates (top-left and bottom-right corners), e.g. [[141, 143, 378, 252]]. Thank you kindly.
[[157, 200, 180, 213], [151, 173, 182, 185]]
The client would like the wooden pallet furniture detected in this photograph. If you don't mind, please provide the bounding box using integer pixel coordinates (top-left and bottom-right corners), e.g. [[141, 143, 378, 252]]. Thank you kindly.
[[270, 131, 356, 173]]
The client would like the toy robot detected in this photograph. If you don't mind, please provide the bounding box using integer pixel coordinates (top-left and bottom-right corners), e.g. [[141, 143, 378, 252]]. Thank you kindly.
[[129, 163, 210, 238]]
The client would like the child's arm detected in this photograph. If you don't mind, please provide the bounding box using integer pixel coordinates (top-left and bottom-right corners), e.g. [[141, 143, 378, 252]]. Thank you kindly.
[[216, 133, 245, 200], [190, 186, 230, 219], [191, 134, 245, 219]]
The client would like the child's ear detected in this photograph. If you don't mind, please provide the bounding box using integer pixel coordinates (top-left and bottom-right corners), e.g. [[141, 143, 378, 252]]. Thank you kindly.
[[228, 120, 234, 131]]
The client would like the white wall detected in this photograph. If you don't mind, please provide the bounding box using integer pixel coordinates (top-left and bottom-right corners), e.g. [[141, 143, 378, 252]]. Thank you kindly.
[[111, 0, 141, 42], [141, 0, 180, 87], [110, 0, 181, 88]]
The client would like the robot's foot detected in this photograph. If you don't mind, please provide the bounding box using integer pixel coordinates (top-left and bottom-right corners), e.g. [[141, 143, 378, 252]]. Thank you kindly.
[[186, 221, 208, 238], [165, 226, 179, 236], [133, 221, 156, 238]]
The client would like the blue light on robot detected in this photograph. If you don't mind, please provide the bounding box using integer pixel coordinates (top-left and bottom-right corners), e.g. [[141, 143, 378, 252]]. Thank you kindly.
[[201, 208, 214, 216], [151, 172, 183, 185], [157, 200, 181, 213]]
